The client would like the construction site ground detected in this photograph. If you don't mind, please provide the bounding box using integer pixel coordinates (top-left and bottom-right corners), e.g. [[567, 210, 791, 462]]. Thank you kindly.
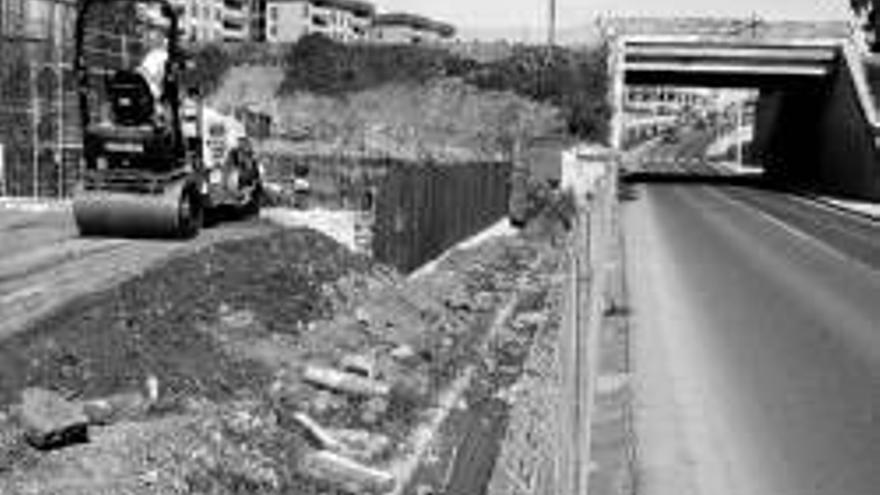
[[0, 205, 568, 494]]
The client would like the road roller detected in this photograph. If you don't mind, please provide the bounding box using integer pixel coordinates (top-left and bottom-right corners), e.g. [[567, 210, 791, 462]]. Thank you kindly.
[[72, 0, 262, 238]]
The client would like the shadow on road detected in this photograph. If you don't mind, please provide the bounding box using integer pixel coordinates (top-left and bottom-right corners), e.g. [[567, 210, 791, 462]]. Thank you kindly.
[[616, 171, 823, 204], [622, 172, 768, 188]]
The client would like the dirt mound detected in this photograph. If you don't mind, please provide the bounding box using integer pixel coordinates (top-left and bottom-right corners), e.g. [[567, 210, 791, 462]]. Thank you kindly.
[[0, 227, 372, 408]]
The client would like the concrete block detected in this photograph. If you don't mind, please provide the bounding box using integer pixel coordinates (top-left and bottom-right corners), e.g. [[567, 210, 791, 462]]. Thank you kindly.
[[19, 388, 89, 450], [301, 449, 396, 494], [304, 365, 391, 397]]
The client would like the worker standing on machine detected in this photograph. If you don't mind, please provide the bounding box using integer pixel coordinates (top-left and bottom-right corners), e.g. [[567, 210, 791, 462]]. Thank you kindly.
[[136, 5, 170, 126]]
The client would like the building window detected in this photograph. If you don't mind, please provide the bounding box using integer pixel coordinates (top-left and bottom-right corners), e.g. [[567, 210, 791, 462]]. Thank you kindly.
[[269, 6, 278, 20], [269, 26, 277, 37]]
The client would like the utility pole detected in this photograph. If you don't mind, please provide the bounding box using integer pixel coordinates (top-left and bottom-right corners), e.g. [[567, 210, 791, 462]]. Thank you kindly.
[[548, 0, 556, 45], [733, 96, 744, 167]]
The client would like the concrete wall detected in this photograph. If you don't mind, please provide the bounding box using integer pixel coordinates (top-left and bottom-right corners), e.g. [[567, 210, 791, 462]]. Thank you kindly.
[[755, 52, 880, 199], [752, 88, 823, 185], [812, 54, 880, 199]]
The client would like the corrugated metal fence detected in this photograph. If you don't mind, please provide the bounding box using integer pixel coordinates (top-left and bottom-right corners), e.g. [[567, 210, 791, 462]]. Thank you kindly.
[[372, 161, 511, 272], [260, 151, 512, 272]]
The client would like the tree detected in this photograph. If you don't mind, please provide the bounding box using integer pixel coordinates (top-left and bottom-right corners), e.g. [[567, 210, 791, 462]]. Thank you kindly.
[[851, 0, 880, 51], [180, 44, 231, 96]]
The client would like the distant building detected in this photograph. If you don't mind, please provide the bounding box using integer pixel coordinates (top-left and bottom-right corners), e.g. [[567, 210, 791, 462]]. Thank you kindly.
[[264, 0, 375, 43], [172, 0, 249, 42], [221, 0, 249, 41], [371, 12, 455, 44], [625, 86, 717, 117], [249, 0, 266, 41]]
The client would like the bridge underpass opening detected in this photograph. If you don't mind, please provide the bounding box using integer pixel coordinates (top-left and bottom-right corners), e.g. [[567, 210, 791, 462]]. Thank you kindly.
[[612, 36, 880, 200], [622, 84, 761, 185]]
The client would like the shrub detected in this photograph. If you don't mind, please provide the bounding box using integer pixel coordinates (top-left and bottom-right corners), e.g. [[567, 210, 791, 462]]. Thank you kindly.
[[182, 43, 233, 96], [466, 44, 611, 142], [279, 33, 459, 96]]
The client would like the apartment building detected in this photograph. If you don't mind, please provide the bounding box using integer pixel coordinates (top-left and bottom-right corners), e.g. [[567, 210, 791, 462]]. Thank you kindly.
[[172, 0, 248, 42], [221, 0, 248, 40], [371, 13, 455, 44], [264, 0, 374, 43], [250, 0, 266, 41]]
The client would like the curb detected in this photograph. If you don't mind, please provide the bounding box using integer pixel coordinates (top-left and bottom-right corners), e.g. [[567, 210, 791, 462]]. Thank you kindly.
[[786, 189, 880, 223]]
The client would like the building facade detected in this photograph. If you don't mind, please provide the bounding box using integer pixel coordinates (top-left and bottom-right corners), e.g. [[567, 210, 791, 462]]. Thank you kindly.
[[249, 0, 266, 41], [371, 13, 455, 44], [264, 0, 374, 43], [625, 86, 718, 116], [172, 0, 249, 42]]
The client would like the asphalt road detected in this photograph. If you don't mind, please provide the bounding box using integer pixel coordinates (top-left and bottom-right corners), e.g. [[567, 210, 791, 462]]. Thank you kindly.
[[625, 181, 880, 495]]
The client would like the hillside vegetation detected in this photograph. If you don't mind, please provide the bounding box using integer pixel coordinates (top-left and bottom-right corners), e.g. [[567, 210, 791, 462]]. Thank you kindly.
[[192, 34, 610, 158]]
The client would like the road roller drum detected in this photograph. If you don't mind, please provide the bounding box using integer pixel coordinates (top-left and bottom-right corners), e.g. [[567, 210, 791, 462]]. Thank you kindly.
[[73, 179, 202, 238]]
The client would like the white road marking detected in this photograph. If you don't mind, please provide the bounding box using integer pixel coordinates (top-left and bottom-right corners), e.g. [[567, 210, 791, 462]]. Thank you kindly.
[[702, 188, 856, 267]]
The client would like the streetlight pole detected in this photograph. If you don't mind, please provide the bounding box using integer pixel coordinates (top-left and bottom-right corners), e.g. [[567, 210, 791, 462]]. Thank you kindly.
[[548, 0, 556, 45]]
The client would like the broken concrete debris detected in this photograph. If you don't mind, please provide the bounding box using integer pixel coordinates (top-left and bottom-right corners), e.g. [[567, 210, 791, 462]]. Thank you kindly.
[[301, 449, 396, 494], [360, 396, 390, 425], [390, 344, 416, 362], [341, 353, 378, 379], [304, 365, 391, 398], [81, 391, 150, 426], [330, 427, 392, 462], [18, 388, 89, 450], [292, 411, 344, 451]]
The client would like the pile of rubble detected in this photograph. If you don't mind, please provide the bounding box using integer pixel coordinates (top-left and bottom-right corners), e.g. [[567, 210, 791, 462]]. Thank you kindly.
[[0, 226, 547, 494]]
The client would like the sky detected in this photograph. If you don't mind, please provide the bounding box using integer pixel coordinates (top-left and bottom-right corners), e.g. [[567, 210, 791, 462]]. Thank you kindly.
[[376, 0, 853, 40]]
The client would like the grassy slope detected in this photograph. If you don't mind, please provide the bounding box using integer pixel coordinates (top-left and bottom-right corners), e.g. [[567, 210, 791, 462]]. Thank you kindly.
[[209, 67, 564, 161]]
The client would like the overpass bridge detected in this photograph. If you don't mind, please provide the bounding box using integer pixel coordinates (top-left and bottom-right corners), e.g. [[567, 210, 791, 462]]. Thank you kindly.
[[610, 31, 880, 200]]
